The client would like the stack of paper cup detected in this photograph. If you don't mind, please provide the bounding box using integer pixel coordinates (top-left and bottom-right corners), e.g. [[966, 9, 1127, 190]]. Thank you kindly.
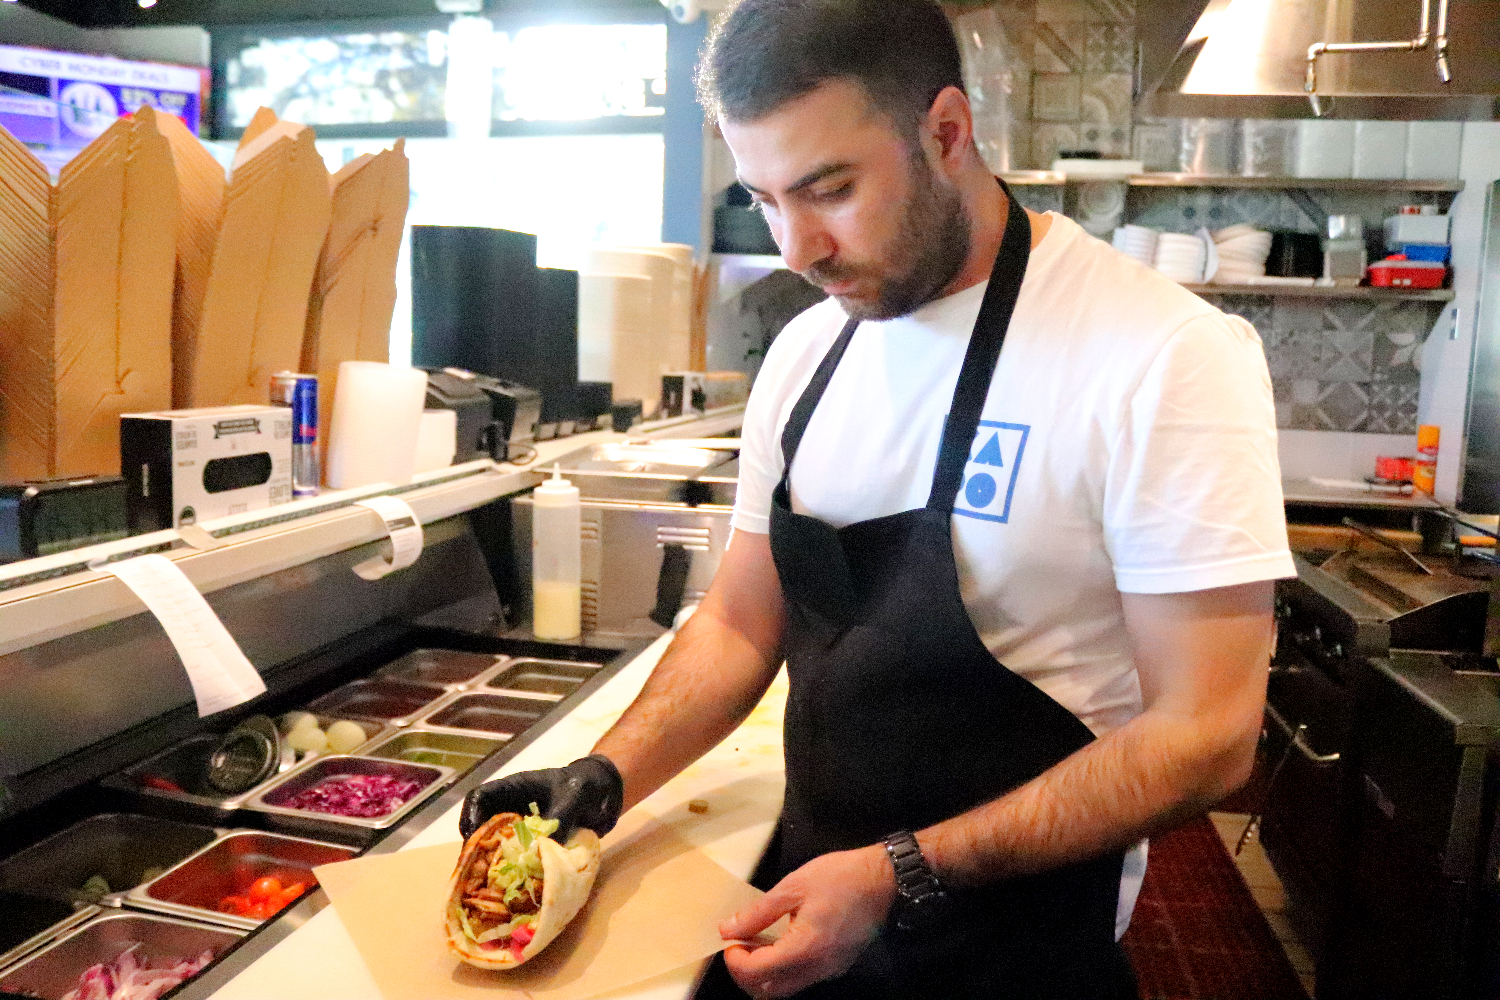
[[413, 409, 458, 473], [1154, 232, 1209, 284], [1211, 224, 1274, 283], [1111, 224, 1160, 267], [325, 361, 428, 488]]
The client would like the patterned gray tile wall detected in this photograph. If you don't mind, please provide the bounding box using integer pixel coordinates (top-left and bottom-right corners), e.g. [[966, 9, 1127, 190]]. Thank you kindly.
[[1205, 294, 1438, 434]]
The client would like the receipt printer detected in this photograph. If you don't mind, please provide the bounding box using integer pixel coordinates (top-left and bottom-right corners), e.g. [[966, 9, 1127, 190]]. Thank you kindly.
[[121, 405, 292, 533]]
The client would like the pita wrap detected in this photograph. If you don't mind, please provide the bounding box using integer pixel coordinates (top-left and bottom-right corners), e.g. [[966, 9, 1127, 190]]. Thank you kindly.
[[445, 810, 601, 969]]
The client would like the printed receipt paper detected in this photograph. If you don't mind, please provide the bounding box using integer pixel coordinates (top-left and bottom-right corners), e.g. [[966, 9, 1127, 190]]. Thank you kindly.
[[104, 554, 266, 716], [315, 813, 767, 1000]]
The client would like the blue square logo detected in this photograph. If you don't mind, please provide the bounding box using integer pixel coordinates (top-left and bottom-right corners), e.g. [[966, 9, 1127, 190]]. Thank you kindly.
[[953, 421, 1030, 524]]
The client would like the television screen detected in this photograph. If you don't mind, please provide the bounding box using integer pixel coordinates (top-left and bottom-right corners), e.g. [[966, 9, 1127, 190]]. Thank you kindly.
[[0, 44, 208, 171]]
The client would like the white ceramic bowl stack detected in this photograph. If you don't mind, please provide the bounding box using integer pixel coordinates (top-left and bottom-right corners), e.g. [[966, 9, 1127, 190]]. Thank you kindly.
[[1153, 232, 1209, 284], [1111, 224, 1160, 267], [1210, 224, 1273, 284]]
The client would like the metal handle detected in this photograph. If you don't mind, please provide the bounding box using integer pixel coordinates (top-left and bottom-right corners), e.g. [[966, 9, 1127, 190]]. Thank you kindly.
[[1265, 702, 1342, 765]]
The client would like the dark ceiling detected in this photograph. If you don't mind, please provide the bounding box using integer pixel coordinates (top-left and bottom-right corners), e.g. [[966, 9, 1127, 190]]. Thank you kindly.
[[18, 0, 662, 28]]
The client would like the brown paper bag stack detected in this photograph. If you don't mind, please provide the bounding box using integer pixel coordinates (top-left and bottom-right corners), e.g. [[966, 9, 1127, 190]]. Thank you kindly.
[[0, 107, 178, 480], [179, 107, 332, 408], [302, 139, 410, 432]]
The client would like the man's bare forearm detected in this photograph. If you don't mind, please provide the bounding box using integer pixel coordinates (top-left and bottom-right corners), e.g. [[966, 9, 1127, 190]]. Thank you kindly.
[[920, 583, 1274, 889], [919, 698, 1260, 888], [593, 609, 781, 810], [592, 530, 787, 811]]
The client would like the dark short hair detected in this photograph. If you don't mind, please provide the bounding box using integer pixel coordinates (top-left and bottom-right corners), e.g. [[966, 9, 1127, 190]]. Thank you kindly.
[[697, 0, 964, 140]]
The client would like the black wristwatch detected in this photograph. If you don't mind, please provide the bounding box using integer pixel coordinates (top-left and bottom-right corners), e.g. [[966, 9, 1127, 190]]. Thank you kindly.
[[882, 830, 955, 931]]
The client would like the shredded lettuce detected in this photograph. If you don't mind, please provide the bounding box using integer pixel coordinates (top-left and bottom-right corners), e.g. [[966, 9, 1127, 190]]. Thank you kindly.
[[464, 804, 561, 943]]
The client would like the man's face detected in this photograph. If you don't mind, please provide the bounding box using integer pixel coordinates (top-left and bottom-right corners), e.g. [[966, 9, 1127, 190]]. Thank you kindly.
[[722, 79, 971, 321]]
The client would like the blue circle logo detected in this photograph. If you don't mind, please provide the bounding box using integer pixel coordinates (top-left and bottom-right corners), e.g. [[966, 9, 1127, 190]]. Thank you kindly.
[[965, 472, 997, 510]]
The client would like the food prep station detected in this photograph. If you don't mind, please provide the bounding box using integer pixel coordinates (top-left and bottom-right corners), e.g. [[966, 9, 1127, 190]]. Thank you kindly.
[[0, 415, 744, 1000]]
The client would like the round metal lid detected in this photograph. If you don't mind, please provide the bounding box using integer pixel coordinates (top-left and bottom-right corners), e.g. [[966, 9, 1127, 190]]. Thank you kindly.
[[206, 716, 282, 793]]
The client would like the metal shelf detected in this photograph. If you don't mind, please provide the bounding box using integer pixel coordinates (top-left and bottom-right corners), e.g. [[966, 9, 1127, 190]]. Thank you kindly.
[[1183, 283, 1454, 301], [1127, 173, 1463, 193], [996, 171, 1463, 193]]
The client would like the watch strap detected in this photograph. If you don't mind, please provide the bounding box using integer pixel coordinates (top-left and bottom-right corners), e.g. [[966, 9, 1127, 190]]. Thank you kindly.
[[883, 830, 953, 930]]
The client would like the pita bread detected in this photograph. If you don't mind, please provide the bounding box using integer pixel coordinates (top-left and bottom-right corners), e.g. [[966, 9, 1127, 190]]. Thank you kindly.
[[445, 812, 601, 969]]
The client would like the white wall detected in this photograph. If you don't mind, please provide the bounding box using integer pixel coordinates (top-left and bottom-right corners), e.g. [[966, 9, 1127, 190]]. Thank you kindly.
[[0, 5, 209, 66]]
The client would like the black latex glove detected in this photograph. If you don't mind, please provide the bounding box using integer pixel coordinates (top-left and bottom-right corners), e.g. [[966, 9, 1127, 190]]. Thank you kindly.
[[460, 754, 624, 842]]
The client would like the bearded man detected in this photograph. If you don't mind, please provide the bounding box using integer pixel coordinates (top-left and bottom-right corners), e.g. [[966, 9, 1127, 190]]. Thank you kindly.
[[462, 1, 1295, 996]]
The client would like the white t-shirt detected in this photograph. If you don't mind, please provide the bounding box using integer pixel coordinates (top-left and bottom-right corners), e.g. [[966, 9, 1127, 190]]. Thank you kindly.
[[733, 213, 1293, 937], [733, 212, 1295, 737]]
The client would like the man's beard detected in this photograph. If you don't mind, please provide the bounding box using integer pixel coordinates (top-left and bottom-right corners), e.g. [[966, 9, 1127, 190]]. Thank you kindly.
[[803, 154, 972, 322]]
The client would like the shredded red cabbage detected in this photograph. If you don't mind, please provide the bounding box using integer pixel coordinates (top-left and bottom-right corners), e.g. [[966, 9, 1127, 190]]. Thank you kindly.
[[280, 773, 425, 817], [60, 942, 215, 1000]]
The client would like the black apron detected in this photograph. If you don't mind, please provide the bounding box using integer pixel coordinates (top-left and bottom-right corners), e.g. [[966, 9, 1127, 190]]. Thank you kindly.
[[761, 183, 1134, 998]]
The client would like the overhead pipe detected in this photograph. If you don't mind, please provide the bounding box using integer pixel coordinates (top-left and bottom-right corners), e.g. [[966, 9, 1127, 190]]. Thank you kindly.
[[1305, 0, 1452, 115]]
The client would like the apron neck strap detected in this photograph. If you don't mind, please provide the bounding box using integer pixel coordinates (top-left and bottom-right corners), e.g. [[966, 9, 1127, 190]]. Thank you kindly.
[[776, 178, 1033, 498], [926, 180, 1031, 513], [779, 314, 861, 469]]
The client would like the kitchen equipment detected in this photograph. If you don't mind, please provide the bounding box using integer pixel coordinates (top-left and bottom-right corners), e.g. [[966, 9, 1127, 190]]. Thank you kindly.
[[325, 362, 428, 489], [1266, 232, 1324, 279], [0, 912, 242, 998], [1352, 120, 1407, 179], [1138, 0, 1500, 120], [373, 649, 503, 688], [1294, 119, 1357, 178], [1324, 216, 1368, 286], [0, 476, 128, 563], [206, 715, 288, 794], [421, 369, 501, 463], [305, 678, 448, 727], [1385, 212, 1452, 247], [0, 813, 218, 968], [1406, 121, 1463, 180], [514, 493, 734, 637], [419, 694, 548, 736], [1263, 543, 1500, 995], [362, 730, 501, 774], [127, 830, 355, 931], [484, 659, 601, 698], [1368, 256, 1447, 289], [1239, 119, 1297, 177], [1177, 118, 1237, 174], [469, 374, 542, 462], [246, 756, 453, 838]]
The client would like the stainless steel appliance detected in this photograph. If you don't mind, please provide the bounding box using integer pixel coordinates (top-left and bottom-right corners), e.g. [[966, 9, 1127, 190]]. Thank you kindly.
[[1264, 543, 1500, 998], [1139, 0, 1500, 120], [509, 441, 738, 638]]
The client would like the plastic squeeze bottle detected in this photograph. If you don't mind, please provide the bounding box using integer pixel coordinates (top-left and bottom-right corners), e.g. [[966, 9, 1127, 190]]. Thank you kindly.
[[532, 465, 582, 640]]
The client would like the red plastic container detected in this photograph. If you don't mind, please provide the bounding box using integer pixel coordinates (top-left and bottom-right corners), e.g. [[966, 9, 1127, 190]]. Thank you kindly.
[[1367, 255, 1446, 289]]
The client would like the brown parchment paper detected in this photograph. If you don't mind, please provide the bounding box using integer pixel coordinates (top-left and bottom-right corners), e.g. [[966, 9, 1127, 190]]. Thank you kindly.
[[314, 813, 766, 1000]]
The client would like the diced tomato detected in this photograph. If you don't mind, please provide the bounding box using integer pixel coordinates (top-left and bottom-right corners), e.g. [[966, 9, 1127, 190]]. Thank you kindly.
[[246, 901, 275, 920], [511, 926, 535, 947], [140, 774, 185, 793], [249, 876, 283, 902], [479, 940, 504, 951]]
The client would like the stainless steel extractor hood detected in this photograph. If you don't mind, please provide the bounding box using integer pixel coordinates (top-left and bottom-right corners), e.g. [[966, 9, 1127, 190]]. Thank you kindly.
[[1139, 0, 1500, 120]]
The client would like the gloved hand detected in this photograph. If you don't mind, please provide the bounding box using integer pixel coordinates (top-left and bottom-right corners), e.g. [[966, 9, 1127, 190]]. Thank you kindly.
[[460, 754, 625, 842]]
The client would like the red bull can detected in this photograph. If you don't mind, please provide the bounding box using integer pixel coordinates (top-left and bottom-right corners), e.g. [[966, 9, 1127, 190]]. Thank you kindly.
[[271, 372, 319, 498]]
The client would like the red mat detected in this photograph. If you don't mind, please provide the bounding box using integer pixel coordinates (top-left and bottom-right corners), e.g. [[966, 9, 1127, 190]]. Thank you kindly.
[[1122, 817, 1310, 1000]]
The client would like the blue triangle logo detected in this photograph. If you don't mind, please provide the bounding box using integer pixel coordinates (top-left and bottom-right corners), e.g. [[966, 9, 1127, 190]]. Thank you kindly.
[[974, 433, 1005, 468]]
